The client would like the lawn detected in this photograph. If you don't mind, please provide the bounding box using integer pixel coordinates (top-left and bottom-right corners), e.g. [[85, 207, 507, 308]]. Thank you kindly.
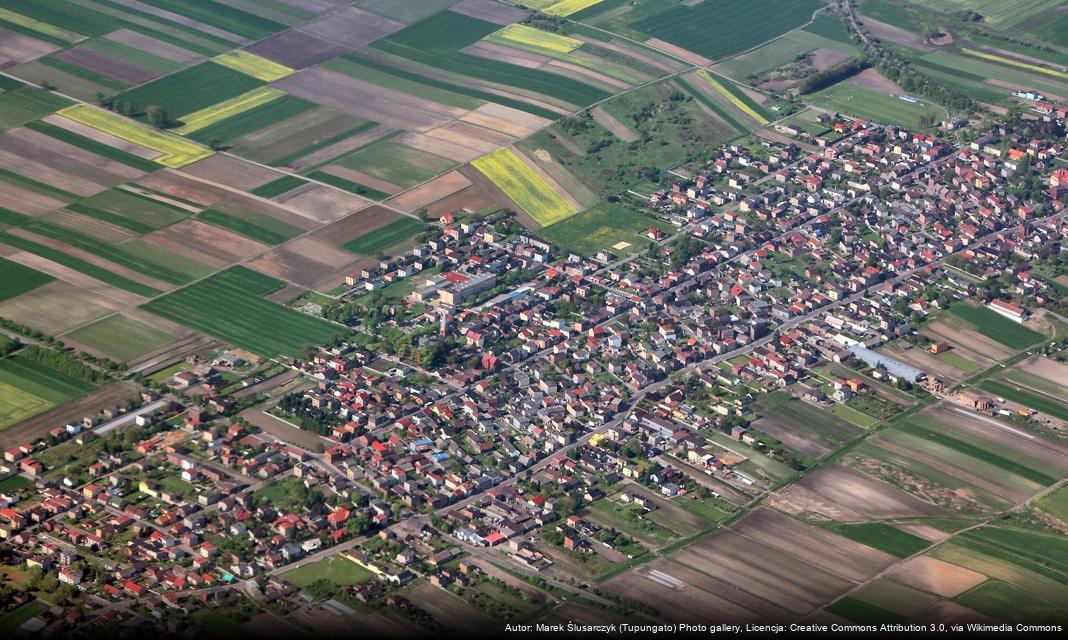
[[947, 303, 1047, 350], [978, 380, 1068, 422], [472, 148, 578, 226], [282, 556, 374, 589], [65, 314, 176, 363], [141, 266, 347, 357], [814, 82, 942, 129], [0, 257, 54, 302], [538, 201, 669, 256], [632, 0, 825, 60], [341, 217, 424, 256], [823, 522, 931, 558]]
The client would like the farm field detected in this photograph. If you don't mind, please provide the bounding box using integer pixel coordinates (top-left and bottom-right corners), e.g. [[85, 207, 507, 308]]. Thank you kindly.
[[821, 523, 931, 558], [58, 104, 213, 168], [631, 0, 825, 61], [752, 392, 865, 459], [0, 351, 98, 430], [174, 87, 287, 135], [977, 379, 1068, 422], [0, 84, 74, 130], [328, 139, 457, 191], [472, 148, 578, 226], [115, 62, 266, 123], [211, 51, 294, 82], [64, 314, 176, 363], [141, 266, 347, 358], [695, 70, 770, 125], [537, 201, 670, 256], [0, 256, 53, 302], [945, 303, 1047, 350], [71, 188, 190, 233], [341, 216, 424, 256]]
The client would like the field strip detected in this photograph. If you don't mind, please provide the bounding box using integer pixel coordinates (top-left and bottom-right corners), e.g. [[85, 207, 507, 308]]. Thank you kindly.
[[174, 87, 286, 134], [696, 69, 768, 125], [486, 23, 584, 54], [212, 51, 295, 82], [57, 104, 213, 168], [960, 48, 1068, 79], [537, 0, 606, 17], [0, 8, 85, 43]]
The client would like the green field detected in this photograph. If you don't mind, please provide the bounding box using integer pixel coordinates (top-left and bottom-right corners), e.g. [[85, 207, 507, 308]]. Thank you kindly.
[[123, 0, 287, 40], [978, 380, 1068, 422], [342, 217, 424, 256], [538, 201, 670, 256], [0, 257, 54, 302], [141, 266, 347, 357], [331, 139, 456, 190], [0, 351, 98, 430], [631, 0, 825, 60], [0, 231, 161, 297], [0, 84, 73, 129], [814, 82, 942, 129], [823, 523, 931, 558], [321, 55, 483, 111], [186, 95, 316, 145], [0, 600, 49, 634], [65, 314, 176, 363], [938, 350, 984, 375], [115, 61, 265, 121], [1037, 485, 1068, 524], [282, 556, 374, 590], [830, 403, 882, 428], [197, 208, 303, 246], [371, 10, 610, 110], [825, 597, 907, 624], [250, 175, 308, 199], [70, 188, 190, 233], [957, 581, 1062, 623], [305, 170, 389, 200], [946, 303, 1046, 350]]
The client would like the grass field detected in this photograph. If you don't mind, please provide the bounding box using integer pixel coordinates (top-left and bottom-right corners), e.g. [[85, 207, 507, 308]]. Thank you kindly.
[[823, 523, 931, 558], [185, 95, 316, 145], [0, 600, 49, 634], [814, 82, 941, 129], [175, 87, 286, 134], [978, 380, 1068, 422], [472, 148, 578, 226], [486, 23, 584, 54], [946, 303, 1047, 350], [211, 51, 294, 82], [830, 403, 882, 428], [538, 201, 669, 256], [957, 581, 1061, 623], [0, 352, 98, 430], [0, 257, 54, 302], [58, 104, 213, 168], [72, 188, 190, 232], [250, 175, 308, 199], [141, 266, 346, 357], [632, 0, 824, 60], [1036, 485, 1068, 524], [0, 6, 83, 42], [695, 69, 769, 124], [342, 217, 424, 256], [65, 314, 176, 363], [939, 350, 984, 375], [282, 556, 374, 589], [115, 61, 265, 122]]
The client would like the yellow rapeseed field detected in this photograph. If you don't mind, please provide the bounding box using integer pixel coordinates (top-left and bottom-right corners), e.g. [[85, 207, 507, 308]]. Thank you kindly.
[[487, 23, 583, 54], [58, 104, 213, 168], [174, 87, 285, 134], [960, 48, 1068, 80], [472, 148, 577, 227], [540, 0, 606, 17], [212, 51, 295, 82], [697, 69, 768, 125]]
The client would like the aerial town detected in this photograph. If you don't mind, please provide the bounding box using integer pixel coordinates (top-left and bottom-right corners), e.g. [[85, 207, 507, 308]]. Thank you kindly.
[[1, 0, 1068, 638]]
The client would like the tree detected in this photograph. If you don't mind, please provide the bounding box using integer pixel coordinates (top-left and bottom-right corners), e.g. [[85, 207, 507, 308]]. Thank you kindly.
[[146, 105, 172, 129]]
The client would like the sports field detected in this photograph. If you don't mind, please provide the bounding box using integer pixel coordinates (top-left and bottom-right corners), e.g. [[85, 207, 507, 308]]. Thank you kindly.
[[141, 266, 346, 357], [813, 82, 941, 129], [472, 148, 578, 226], [58, 104, 213, 168], [538, 202, 669, 256]]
